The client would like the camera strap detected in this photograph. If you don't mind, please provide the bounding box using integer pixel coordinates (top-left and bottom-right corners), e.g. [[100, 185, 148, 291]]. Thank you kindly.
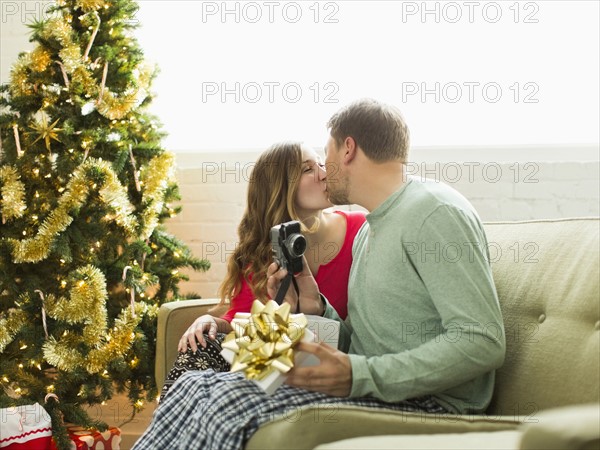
[[274, 272, 300, 314]]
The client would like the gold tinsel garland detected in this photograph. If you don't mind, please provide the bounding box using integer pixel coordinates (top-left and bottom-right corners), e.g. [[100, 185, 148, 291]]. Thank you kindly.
[[9, 56, 33, 97], [76, 0, 105, 12], [44, 265, 108, 336], [42, 264, 143, 374], [8, 17, 75, 99], [0, 166, 26, 221], [96, 65, 152, 121], [0, 268, 153, 374], [96, 158, 138, 232], [86, 305, 144, 373], [58, 44, 84, 73], [44, 309, 144, 374], [97, 90, 139, 120], [8, 11, 152, 123], [30, 47, 52, 73], [42, 18, 73, 45], [0, 308, 27, 353], [71, 65, 97, 93], [97, 63, 152, 120], [10, 158, 137, 263], [139, 152, 175, 239]]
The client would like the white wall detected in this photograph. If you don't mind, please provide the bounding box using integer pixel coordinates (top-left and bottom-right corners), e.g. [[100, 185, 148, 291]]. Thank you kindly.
[[1, 1, 50, 82]]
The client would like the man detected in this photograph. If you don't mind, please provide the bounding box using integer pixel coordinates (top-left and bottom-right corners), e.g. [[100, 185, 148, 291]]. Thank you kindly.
[[271, 98, 505, 413], [133, 99, 505, 450]]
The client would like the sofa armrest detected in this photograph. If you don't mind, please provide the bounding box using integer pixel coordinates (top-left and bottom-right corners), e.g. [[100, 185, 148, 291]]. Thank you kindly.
[[155, 299, 222, 389], [519, 403, 600, 450]]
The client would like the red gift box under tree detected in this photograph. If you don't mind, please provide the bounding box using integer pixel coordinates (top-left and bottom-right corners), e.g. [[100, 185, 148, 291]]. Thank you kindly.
[[49, 425, 121, 450]]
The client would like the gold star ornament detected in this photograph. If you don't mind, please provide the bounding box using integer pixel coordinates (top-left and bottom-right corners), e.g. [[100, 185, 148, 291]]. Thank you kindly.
[[27, 111, 62, 151]]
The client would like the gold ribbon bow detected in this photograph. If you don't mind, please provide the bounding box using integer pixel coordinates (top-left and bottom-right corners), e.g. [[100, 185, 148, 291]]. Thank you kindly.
[[222, 300, 308, 381]]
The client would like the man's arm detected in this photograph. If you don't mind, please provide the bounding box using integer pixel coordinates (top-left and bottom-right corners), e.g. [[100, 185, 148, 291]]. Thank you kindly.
[[348, 206, 506, 407]]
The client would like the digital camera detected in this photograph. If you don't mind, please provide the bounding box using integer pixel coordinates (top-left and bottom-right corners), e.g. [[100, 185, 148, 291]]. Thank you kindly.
[[270, 220, 306, 274]]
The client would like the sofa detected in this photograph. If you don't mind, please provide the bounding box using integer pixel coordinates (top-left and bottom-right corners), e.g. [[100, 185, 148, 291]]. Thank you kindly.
[[155, 217, 600, 449]]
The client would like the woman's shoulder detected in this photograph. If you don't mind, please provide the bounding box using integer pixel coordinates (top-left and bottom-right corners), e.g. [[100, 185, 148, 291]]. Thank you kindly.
[[332, 209, 367, 225], [331, 208, 366, 217], [331, 209, 367, 238]]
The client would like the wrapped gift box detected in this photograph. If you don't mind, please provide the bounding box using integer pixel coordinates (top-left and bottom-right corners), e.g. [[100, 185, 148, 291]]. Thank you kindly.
[[299, 315, 340, 366], [222, 314, 340, 395], [50, 425, 121, 450]]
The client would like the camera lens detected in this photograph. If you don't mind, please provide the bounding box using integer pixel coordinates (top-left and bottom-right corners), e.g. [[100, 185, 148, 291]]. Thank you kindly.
[[287, 234, 307, 258]]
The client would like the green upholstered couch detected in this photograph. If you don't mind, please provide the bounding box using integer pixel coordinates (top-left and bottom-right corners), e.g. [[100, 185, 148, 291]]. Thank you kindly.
[[155, 218, 600, 449]]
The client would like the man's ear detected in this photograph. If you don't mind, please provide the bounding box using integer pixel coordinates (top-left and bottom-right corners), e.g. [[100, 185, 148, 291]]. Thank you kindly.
[[343, 137, 358, 164]]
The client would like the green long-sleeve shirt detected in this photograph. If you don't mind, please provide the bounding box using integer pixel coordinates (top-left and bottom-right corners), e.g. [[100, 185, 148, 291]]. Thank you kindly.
[[324, 176, 505, 414]]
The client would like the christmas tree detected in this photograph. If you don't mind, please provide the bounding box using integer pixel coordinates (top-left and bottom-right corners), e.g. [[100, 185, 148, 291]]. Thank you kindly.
[[0, 0, 210, 447]]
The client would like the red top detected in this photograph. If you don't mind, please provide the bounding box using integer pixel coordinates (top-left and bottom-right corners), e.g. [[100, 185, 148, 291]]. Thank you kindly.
[[221, 210, 367, 321]]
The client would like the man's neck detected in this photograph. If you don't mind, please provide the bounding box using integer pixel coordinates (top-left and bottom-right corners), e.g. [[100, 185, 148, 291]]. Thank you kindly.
[[354, 162, 407, 212]]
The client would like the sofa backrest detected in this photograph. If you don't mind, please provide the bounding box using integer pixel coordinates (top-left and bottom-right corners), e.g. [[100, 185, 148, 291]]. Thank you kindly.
[[483, 218, 599, 417]]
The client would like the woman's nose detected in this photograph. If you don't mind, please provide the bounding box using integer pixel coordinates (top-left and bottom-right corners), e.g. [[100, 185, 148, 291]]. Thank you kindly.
[[317, 163, 327, 180]]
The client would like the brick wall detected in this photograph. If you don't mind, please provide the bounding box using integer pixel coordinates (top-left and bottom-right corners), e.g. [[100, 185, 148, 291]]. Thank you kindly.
[[167, 148, 599, 299]]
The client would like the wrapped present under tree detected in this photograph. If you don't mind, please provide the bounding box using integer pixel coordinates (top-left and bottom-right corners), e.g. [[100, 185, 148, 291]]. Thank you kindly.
[[49, 425, 121, 450]]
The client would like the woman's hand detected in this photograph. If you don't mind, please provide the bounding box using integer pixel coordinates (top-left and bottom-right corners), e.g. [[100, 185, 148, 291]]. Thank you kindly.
[[178, 315, 221, 353], [266, 255, 324, 316]]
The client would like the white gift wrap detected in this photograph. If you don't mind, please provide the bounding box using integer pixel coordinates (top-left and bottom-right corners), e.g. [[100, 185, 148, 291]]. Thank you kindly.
[[221, 315, 340, 395]]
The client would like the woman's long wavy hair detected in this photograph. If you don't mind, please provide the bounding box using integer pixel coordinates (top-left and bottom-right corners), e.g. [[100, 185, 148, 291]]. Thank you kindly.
[[218, 141, 307, 304]]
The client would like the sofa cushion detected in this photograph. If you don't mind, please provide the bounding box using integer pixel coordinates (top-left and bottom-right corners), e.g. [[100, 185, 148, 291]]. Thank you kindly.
[[519, 403, 600, 450], [483, 218, 599, 416], [155, 298, 221, 388], [312, 403, 600, 450], [246, 405, 520, 450], [313, 431, 522, 450]]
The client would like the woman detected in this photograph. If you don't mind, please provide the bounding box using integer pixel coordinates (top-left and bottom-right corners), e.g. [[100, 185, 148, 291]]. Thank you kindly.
[[159, 141, 366, 401]]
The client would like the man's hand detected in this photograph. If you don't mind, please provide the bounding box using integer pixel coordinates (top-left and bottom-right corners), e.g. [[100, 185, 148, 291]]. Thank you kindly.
[[285, 341, 352, 397], [266, 255, 324, 316]]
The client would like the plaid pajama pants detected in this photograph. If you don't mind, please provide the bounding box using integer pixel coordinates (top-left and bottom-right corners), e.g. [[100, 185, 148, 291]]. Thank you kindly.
[[134, 369, 448, 450]]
